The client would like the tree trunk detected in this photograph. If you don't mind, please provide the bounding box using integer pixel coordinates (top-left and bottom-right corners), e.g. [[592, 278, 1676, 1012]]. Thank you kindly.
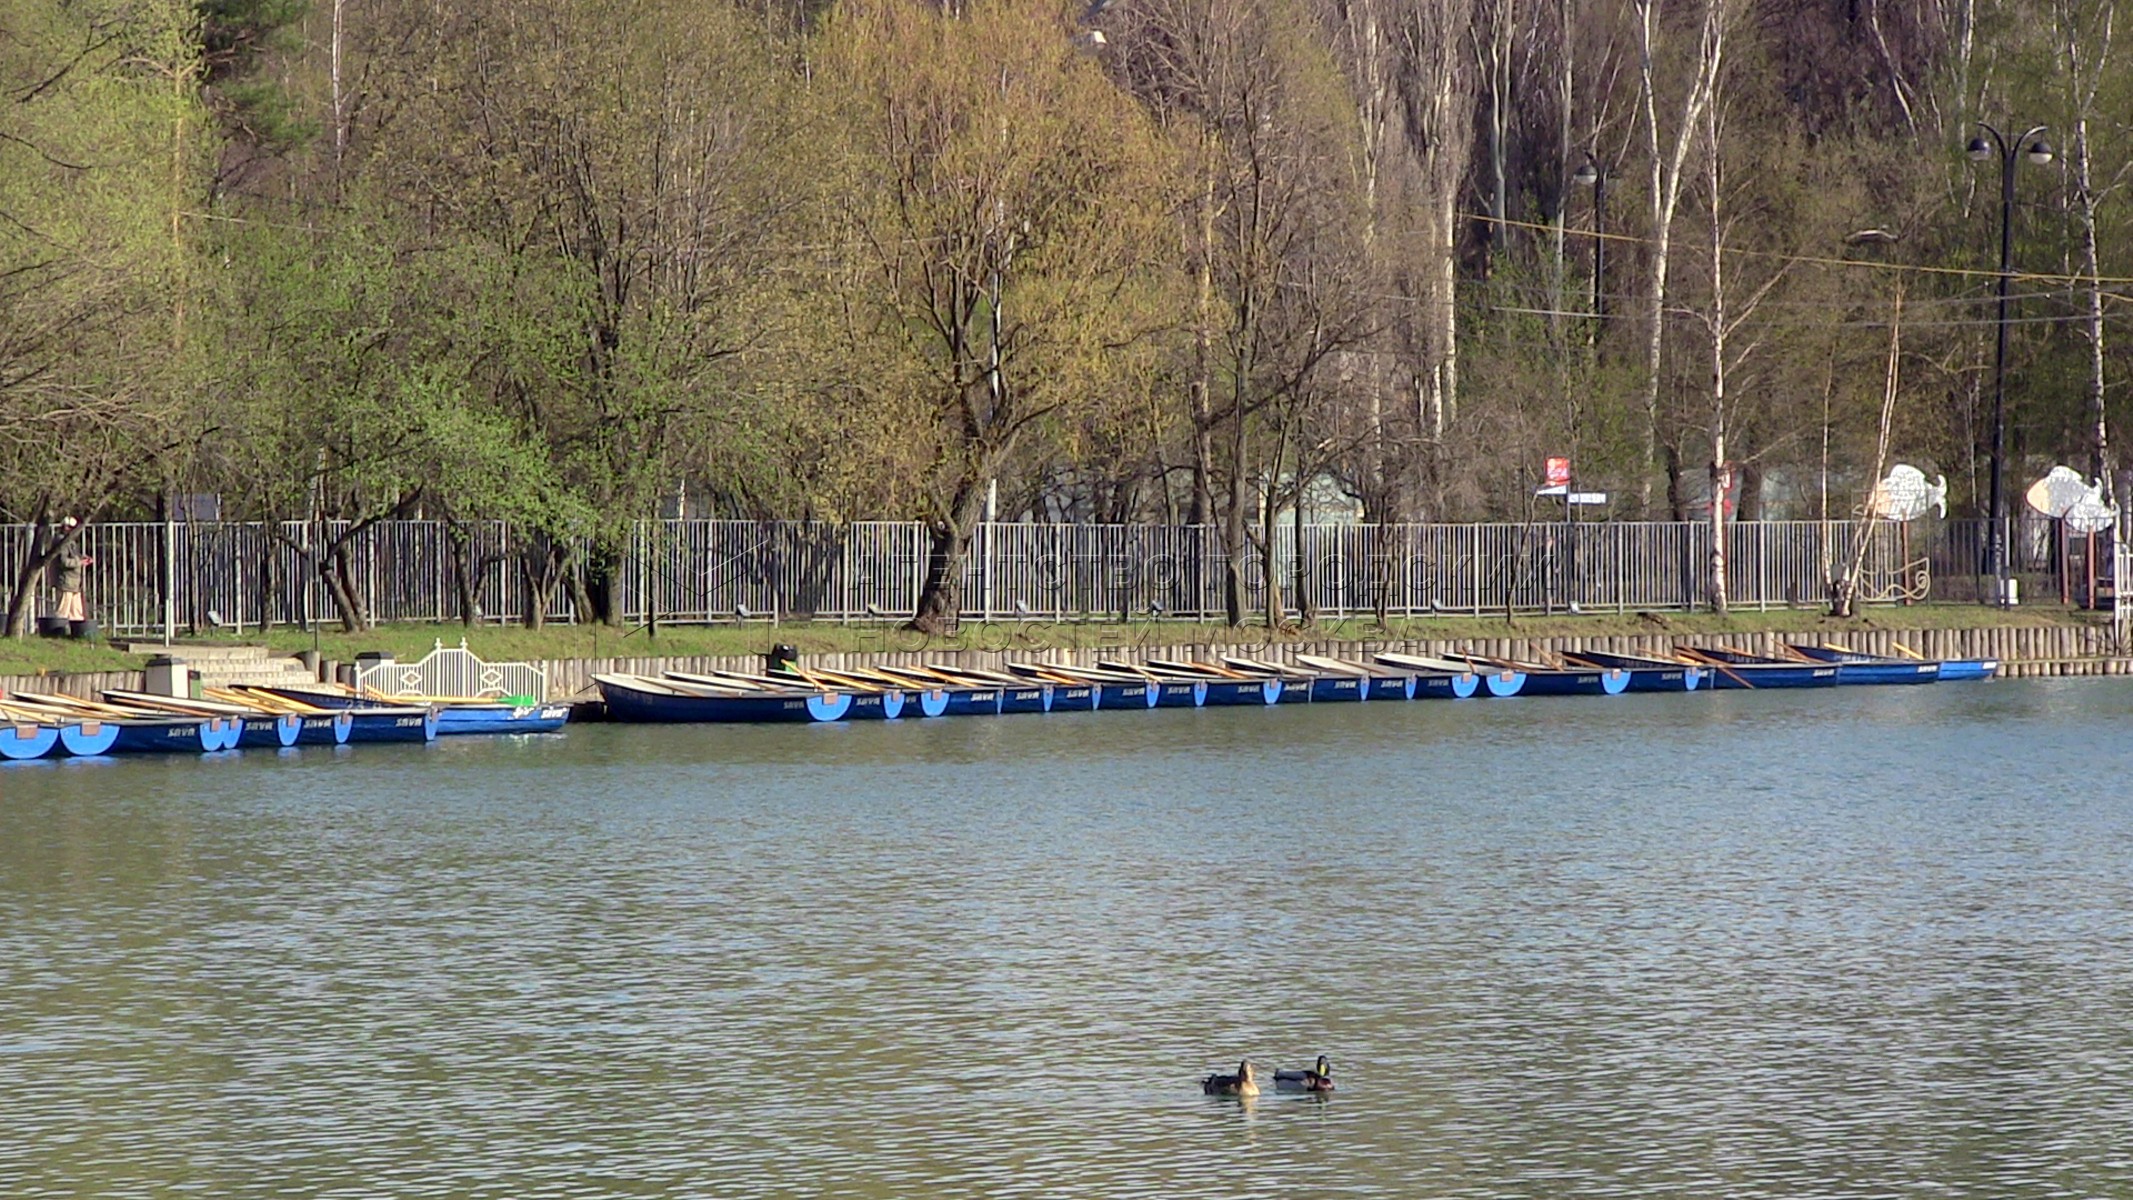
[[908, 483, 988, 635], [448, 522, 479, 626], [324, 541, 368, 632], [1635, 0, 1727, 515], [1223, 408, 1250, 627], [1189, 130, 1218, 529], [520, 537, 569, 630], [4, 514, 59, 639]]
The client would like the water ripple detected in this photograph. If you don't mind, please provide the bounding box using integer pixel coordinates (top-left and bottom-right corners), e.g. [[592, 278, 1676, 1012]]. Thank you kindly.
[[3, 680, 2131, 1197]]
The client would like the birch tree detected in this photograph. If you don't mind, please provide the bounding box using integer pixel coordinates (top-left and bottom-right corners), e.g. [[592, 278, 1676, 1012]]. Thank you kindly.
[[1631, 0, 1726, 513]]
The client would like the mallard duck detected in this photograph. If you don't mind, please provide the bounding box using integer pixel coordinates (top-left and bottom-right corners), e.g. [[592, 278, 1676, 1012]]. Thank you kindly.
[[1274, 1055, 1334, 1094], [1201, 1060, 1258, 1096]]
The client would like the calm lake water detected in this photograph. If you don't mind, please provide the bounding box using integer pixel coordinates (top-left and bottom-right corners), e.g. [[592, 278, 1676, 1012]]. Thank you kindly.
[[3, 679, 2131, 1198]]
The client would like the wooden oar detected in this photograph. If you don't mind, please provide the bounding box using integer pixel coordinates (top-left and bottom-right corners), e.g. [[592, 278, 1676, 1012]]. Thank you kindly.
[[1676, 647, 1754, 689]]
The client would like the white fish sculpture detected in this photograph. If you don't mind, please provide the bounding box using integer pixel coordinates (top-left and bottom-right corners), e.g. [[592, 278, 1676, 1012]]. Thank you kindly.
[[2026, 465, 2095, 518], [1868, 464, 1947, 521]]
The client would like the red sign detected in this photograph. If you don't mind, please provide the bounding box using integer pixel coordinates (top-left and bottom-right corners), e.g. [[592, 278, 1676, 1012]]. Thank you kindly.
[[1545, 457, 1572, 488]]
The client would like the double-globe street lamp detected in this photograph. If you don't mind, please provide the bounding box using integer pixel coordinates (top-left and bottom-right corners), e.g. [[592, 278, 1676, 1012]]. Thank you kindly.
[[1967, 121, 2052, 606]]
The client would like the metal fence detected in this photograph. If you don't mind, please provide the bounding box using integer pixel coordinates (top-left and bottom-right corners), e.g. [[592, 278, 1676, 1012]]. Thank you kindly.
[[0, 514, 2105, 637]]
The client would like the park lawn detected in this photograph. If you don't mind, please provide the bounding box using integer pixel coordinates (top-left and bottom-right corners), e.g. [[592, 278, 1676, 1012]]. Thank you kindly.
[[0, 603, 2102, 677]]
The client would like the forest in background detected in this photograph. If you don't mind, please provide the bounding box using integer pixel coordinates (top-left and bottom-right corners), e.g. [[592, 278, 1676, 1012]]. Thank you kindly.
[[4, 0, 2129, 629]]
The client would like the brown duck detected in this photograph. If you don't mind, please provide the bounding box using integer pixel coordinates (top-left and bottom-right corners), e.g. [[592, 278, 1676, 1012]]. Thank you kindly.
[[1201, 1060, 1259, 1097]]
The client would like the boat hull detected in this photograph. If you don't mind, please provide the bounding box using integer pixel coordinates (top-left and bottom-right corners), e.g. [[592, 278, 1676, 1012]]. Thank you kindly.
[[1832, 661, 1941, 685], [997, 685, 1054, 714], [345, 708, 443, 740], [1048, 684, 1099, 711], [1512, 668, 1632, 697], [58, 721, 122, 756], [295, 712, 355, 744], [910, 687, 1002, 717], [237, 713, 303, 748], [1368, 675, 1419, 700], [1478, 669, 1526, 698], [1152, 680, 1208, 707], [1094, 681, 1157, 709], [1785, 646, 1942, 685], [1193, 679, 1281, 706], [1563, 653, 1703, 692], [842, 690, 905, 720], [1623, 666, 1701, 692], [111, 718, 226, 754], [1309, 676, 1370, 703], [433, 703, 573, 734], [1700, 664, 1839, 689], [1414, 672, 1482, 700], [1270, 678, 1313, 703], [0, 723, 59, 760], [600, 677, 845, 723], [1936, 658, 1999, 682]]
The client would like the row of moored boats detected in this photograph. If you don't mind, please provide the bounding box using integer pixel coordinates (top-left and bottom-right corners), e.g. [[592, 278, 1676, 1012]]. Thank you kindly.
[[0, 683, 570, 761], [593, 643, 1998, 723]]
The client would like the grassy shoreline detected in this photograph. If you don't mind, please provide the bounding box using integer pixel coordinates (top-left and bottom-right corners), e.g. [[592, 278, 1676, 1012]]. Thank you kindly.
[[0, 604, 2105, 676]]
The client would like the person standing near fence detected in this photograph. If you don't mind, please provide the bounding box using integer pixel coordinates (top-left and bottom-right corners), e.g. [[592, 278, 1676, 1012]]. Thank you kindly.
[[50, 517, 93, 624]]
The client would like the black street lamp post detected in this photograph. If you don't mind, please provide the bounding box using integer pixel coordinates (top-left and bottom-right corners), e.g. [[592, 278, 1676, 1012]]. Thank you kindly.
[[1967, 121, 2052, 606], [1573, 155, 1605, 341]]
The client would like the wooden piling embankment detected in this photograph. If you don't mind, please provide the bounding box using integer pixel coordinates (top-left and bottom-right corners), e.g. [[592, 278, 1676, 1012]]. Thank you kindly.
[[529, 625, 2133, 700], [2, 625, 2124, 704]]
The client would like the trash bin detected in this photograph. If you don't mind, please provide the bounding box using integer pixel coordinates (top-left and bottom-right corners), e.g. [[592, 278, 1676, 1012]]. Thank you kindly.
[[36, 616, 68, 638], [69, 619, 98, 641], [766, 644, 799, 676], [146, 656, 191, 698]]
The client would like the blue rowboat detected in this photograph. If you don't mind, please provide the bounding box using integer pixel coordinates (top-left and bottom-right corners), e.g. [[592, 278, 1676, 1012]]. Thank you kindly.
[[599, 673, 848, 723], [1373, 653, 1484, 699], [1936, 657, 1999, 682], [252, 684, 568, 736], [103, 690, 288, 747], [991, 666, 1096, 710], [666, 669, 907, 718], [0, 721, 60, 760], [870, 665, 1036, 711], [1786, 645, 1941, 685], [1207, 657, 1315, 703], [1395, 654, 1524, 697], [1097, 662, 1207, 708], [1287, 655, 1415, 701], [1451, 656, 1629, 697], [106, 717, 227, 754], [1563, 652, 1704, 692], [1005, 663, 1158, 710], [432, 702, 573, 734], [1141, 662, 1283, 706], [12, 692, 239, 753], [1681, 648, 1839, 689]]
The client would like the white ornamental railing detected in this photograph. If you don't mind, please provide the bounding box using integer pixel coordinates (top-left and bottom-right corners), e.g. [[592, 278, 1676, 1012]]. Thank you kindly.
[[354, 639, 547, 702]]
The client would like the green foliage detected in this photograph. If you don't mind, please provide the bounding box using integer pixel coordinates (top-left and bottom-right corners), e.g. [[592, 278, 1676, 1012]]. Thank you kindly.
[[11, 0, 2133, 546]]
